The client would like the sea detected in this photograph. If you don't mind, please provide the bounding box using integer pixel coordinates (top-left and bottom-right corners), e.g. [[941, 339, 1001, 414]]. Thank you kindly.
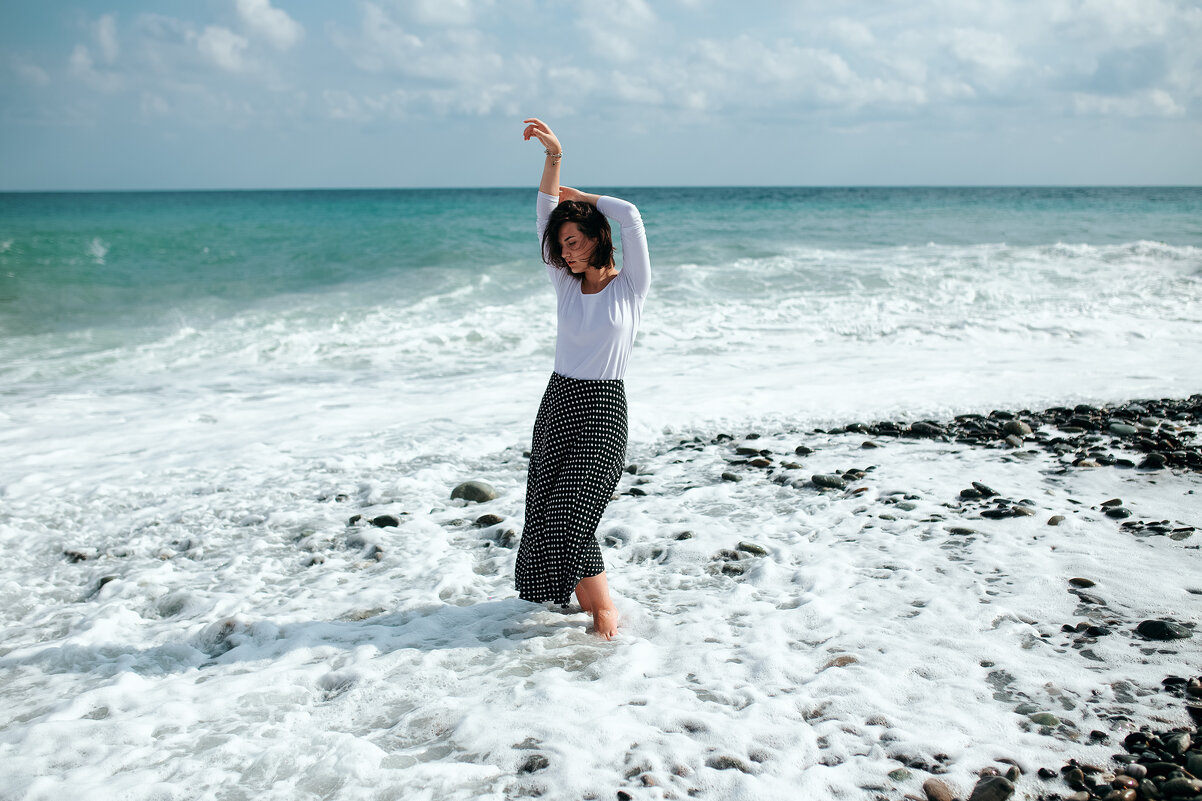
[[1, 187, 1200, 800]]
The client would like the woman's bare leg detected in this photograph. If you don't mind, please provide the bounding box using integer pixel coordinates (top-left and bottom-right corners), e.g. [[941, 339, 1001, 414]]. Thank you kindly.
[[574, 579, 595, 616], [575, 572, 618, 640]]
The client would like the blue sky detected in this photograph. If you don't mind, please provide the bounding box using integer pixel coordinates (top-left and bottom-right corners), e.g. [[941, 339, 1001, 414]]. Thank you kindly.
[[2, 0, 1200, 190]]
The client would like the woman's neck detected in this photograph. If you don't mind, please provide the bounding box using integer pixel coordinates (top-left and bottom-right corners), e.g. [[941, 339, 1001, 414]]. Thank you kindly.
[[581, 264, 618, 294]]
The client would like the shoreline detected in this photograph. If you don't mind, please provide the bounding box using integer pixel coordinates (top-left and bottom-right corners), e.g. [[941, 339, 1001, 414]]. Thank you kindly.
[[5, 395, 1200, 799]]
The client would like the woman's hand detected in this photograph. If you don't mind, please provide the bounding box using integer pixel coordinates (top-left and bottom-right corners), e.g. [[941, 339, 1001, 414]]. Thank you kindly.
[[559, 186, 599, 205], [523, 118, 562, 155]]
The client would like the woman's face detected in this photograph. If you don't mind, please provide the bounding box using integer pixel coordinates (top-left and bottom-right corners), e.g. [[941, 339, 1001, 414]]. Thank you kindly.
[[558, 222, 597, 273]]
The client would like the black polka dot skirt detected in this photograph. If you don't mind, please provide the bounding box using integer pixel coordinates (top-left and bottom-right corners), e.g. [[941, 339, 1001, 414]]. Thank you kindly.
[[515, 372, 628, 606]]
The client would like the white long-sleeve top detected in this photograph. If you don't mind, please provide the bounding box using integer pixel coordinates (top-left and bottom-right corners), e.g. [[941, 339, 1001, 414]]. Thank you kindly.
[[537, 191, 651, 380]]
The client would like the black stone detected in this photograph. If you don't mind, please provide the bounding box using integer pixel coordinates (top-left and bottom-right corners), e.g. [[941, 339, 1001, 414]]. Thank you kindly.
[[1136, 619, 1192, 640], [519, 754, 549, 773], [1141, 452, 1168, 469], [910, 421, 945, 438]]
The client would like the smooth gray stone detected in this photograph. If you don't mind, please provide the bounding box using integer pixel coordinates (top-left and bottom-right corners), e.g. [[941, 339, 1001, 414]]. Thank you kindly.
[[451, 480, 497, 503], [736, 541, 769, 556], [812, 473, 847, 489]]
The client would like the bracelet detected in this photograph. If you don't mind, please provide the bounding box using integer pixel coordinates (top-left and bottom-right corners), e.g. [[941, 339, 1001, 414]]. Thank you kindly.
[[544, 148, 564, 162]]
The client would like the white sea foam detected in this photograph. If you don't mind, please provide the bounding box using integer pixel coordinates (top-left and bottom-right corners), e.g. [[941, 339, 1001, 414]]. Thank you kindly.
[[0, 239, 1199, 798], [88, 237, 109, 265]]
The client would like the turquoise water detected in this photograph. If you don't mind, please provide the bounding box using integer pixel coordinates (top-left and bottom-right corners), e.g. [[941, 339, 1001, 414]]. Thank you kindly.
[[2, 187, 1200, 338]]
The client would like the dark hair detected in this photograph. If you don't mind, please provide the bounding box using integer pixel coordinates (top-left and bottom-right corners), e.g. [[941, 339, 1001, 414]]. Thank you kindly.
[[541, 200, 614, 280]]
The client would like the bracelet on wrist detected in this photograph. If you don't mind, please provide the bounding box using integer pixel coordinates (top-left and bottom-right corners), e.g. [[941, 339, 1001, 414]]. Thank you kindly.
[[544, 148, 564, 163]]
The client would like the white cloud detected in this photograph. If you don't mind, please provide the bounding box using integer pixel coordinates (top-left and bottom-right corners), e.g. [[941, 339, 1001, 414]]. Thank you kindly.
[[1073, 88, 1185, 117], [95, 14, 120, 63], [946, 27, 1023, 80], [140, 91, 170, 117], [10, 54, 51, 86], [323, 88, 365, 120], [196, 25, 251, 72], [681, 36, 928, 113], [235, 0, 303, 50], [342, 3, 423, 72], [336, 4, 506, 96], [410, 0, 492, 26], [1051, 0, 1173, 41], [577, 0, 657, 62], [69, 43, 123, 92], [828, 18, 875, 49]]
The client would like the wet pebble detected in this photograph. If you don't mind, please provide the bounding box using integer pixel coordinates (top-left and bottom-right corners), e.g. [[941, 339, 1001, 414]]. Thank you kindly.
[[910, 421, 944, 437], [1141, 452, 1167, 469], [1136, 619, 1192, 640], [812, 473, 847, 490], [1004, 420, 1033, 437], [1161, 777, 1202, 796], [518, 754, 549, 773], [922, 778, 956, 801], [967, 775, 1014, 801], [451, 480, 497, 503], [705, 755, 751, 773]]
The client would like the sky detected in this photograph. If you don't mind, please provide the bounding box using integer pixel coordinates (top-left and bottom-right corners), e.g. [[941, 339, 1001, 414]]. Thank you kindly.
[[1, 0, 1200, 190]]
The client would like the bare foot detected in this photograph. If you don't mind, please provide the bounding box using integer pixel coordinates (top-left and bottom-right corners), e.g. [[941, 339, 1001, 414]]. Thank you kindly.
[[591, 606, 619, 640]]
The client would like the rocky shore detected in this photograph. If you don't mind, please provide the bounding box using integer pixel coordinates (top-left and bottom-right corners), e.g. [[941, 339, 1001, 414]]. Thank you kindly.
[[702, 395, 1202, 801], [60, 394, 1196, 799], [422, 395, 1202, 800]]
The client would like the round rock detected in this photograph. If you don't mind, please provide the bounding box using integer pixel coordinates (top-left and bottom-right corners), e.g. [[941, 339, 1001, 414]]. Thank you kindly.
[[1140, 452, 1167, 469], [451, 481, 497, 503], [1135, 619, 1192, 640], [812, 474, 848, 490], [967, 775, 1015, 801], [1004, 420, 1033, 438]]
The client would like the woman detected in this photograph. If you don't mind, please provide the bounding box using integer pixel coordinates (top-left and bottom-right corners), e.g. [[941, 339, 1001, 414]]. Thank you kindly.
[[514, 118, 651, 641]]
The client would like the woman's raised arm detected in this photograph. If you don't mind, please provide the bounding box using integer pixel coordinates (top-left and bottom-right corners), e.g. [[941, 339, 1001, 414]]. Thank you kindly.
[[523, 118, 562, 197]]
